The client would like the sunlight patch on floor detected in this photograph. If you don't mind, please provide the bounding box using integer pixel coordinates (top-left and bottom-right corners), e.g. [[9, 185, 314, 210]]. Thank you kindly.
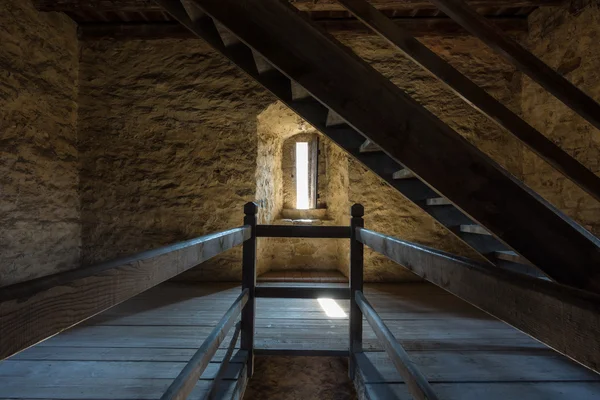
[[317, 298, 347, 318]]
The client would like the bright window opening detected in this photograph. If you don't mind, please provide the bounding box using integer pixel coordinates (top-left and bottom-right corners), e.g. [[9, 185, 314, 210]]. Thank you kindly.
[[317, 298, 347, 318], [295, 142, 310, 209]]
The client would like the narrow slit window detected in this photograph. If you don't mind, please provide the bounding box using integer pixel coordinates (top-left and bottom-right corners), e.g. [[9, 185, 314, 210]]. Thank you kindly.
[[295, 142, 310, 209]]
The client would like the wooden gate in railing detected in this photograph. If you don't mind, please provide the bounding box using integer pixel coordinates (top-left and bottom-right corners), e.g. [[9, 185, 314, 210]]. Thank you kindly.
[[2, 202, 599, 400], [158, 201, 444, 400]]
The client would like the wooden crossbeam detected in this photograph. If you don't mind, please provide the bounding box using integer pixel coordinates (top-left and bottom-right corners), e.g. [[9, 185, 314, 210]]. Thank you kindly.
[[33, 0, 564, 12], [254, 349, 349, 357], [0, 227, 250, 361], [255, 284, 350, 299], [428, 0, 600, 131], [338, 0, 600, 202], [184, 0, 600, 291], [255, 224, 351, 238], [356, 227, 600, 375]]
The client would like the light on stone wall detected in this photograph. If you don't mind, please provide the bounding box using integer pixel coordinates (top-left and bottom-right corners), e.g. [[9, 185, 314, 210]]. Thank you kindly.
[[296, 142, 310, 209], [317, 298, 347, 318]]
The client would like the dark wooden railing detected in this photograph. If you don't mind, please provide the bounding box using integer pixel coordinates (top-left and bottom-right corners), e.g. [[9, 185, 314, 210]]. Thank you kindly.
[[355, 291, 439, 400], [160, 289, 249, 400], [207, 321, 242, 400], [355, 226, 600, 376], [4, 201, 599, 400], [0, 226, 251, 360], [256, 224, 352, 238], [347, 204, 440, 399]]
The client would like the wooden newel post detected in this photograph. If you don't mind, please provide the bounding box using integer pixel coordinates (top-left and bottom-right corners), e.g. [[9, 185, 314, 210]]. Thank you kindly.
[[349, 203, 364, 380], [241, 202, 257, 377]]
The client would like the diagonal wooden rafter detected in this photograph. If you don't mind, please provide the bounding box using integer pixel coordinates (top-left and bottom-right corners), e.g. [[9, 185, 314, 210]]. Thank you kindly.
[[160, 0, 600, 290], [336, 0, 600, 201], [33, 0, 565, 13], [427, 0, 600, 131]]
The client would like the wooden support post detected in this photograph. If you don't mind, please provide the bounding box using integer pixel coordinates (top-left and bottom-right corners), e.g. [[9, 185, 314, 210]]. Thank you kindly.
[[349, 203, 364, 379], [241, 202, 257, 377]]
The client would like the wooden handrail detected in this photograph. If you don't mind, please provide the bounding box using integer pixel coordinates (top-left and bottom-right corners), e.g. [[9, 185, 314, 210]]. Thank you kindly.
[[337, 0, 600, 202], [0, 226, 251, 360], [255, 224, 352, 238], [207, 322, 242, 400], [356, 227, 600, 375], [161, 289, 249, 400], [355, 291, 439, 400]]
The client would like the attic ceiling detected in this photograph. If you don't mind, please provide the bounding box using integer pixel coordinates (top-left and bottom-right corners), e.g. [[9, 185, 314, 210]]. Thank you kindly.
[[33, 0, 567, 38]]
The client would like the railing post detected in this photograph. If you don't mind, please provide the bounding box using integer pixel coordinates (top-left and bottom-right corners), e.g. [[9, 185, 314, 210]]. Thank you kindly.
[[349, 203, 364, 380], [241, 202, 257, 377]]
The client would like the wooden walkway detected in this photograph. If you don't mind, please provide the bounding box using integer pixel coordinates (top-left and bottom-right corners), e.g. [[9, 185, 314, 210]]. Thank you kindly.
[[1, 282, 598, 399]]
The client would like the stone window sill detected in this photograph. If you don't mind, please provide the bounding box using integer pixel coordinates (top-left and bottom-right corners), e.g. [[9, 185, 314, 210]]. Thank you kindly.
[[278, 208, 332, 226], [280, 208, 328, 220]]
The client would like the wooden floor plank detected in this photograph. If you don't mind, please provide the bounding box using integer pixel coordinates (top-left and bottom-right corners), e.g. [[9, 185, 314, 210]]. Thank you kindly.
[[0, 359, 243, 381], [2, 282, 597, 400], [364, 382, 600, 400], [9, 347, 247, 363], [0, 378, 212, 400], [359, 351, 600, 383], [32, 319, 525, 349]]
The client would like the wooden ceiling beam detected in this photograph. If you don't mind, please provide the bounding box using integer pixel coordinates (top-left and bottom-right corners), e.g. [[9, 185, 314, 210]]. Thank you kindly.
[[78, 17, 527, 40], [33, 0, 564, 13]]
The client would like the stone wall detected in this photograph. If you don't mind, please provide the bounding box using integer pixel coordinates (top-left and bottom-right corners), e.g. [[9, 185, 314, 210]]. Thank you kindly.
[[256, 102, 345, 273], [0, 0, 80, 287], [4, 4, 597, 286], [521, 3, 600, 236], [77, 30, 525, 282], [78, 39, 273, 281], [334, 32, 526, 178]]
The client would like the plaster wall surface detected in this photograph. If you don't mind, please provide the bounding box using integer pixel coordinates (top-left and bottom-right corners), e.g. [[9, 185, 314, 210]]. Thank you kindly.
[[0, 0, 80, 287], [521, 3, 600, 236]]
